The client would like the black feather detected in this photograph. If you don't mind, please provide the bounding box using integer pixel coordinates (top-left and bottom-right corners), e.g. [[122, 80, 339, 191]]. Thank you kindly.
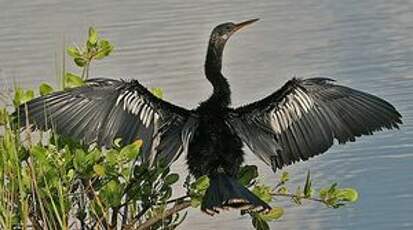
[[14, 78, 196, 167], [229, 78, 402, 170]]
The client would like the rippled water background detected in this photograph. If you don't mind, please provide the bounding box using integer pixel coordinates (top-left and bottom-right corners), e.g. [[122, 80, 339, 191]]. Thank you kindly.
[[1, 0, 412, 229]]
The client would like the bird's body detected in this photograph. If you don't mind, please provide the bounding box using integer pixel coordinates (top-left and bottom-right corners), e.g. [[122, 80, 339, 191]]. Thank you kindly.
[[188, 106, 243, 178], [15, 19, 402, 215]]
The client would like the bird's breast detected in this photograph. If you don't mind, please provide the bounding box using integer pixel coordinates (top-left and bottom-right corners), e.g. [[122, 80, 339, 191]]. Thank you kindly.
[[186, 111, 244, 177]]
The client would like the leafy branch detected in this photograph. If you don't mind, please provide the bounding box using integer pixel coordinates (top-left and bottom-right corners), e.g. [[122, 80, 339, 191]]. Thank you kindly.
[[129, 167, 358, 230], [66, 27, 113, 81], [241, 169, 358, 230]]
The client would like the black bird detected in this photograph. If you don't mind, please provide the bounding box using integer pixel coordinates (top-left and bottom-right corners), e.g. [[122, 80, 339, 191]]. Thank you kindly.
[[15, 19, 402, 215]]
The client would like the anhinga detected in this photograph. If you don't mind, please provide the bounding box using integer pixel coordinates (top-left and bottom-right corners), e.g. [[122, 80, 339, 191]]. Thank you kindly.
[[16, 19, 402, 215]]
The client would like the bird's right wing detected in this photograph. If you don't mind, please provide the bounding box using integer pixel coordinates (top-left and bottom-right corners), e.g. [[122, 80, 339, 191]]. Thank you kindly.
[[227, 78, 402, 171], [15, 78, 198, 166]]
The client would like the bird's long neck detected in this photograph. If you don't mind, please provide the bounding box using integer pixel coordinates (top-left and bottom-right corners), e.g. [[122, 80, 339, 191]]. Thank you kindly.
[[204, 41, 231, 107]]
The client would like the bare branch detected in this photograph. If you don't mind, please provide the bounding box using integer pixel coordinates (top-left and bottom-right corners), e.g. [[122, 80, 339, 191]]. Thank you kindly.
[[135, 201, 191, 230], [165, 195, 190, 205]]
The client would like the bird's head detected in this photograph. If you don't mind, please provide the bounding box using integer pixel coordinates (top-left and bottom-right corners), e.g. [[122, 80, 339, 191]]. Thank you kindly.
[[209, 18, 259, 47]]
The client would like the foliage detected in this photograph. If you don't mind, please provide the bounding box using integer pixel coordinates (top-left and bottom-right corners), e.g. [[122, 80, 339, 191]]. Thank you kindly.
[[39, 83, 54, 96], [65, 26, 114, 88], [243, 169, 358, 230], [0, 124, 187, 229], [0, 27, 358, 230]]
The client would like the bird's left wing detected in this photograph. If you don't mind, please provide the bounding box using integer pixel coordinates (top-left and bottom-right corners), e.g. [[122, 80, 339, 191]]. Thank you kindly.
[[227, 78, 402, 172], [15, 78, 198, 166]]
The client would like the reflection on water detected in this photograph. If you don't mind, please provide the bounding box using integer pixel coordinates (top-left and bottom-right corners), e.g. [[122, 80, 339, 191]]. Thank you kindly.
[[0, 0, 412, 229]]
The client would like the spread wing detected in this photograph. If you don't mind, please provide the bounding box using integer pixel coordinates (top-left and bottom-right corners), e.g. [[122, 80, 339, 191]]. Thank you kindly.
[[227, 78, 402, 171], [15, 78, 198, 166]]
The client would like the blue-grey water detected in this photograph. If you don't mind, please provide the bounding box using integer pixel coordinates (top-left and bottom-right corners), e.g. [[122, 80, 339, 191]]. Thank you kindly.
[[0, 0, 412, 229]]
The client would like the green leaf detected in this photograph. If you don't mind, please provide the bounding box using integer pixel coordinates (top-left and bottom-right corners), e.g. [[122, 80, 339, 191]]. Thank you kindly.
[[277, 186, 288, 194], [64, 72, 85, 89], [98, 39, 112, 50], [106, 149, 119, 166], [88, 27, 98, 46], [20, 167, 32, 191], [165, 173, 179, 185], [0, 108, 8, 125], [259, 207, 284, 221], [73, 149, 87, 172], [94, 40, 113, 60], [100, 179, 123, 206], [292, 186, 302, 205], [119, 142, 140, 161], [252, 214, 270, 230], [94, 50, 109, 60], [13, 88, 34, 106], [280, 171, 289, 183], [252, 184, 272, 203], [67, 169, 75, 181], [67, 47, 82, 58], [74, 57, 87, 67], [319, 188, 327, 199], [94, 39, 113, 60], [23, 90, 34, 103], [133, 139, 143, 148], [191, 197, 201, 208], [303, 170, 312, 198], [151, 87, 163, 99], [189, 176, 210, 207], [191, 175, 210, 192], [237, 165, 258, 186], [93, 164, 106, 176], [31, 145, 48, 163], [161, 186, 173, 201], [13, 87, 24, 106], [86, 149, 102, 166], [39, 83, 54, 96], [113, 138, 122, 148], [326, 197, 338, 207], [336, 188, 358, 203], [328, 183, 338, 194]]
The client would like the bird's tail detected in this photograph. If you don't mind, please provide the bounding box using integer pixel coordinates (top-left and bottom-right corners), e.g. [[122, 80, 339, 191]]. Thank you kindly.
[[201, 173, 271, 215]]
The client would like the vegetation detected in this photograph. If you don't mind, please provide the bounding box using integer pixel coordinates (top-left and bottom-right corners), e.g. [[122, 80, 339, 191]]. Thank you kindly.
[[0, 27, 358, 230]]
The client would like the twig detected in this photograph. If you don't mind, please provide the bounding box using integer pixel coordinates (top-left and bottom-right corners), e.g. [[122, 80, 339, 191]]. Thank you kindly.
[[133, 205, 150, 223], [24, 104, 32, 145], [121, 205, 149, 230], [26, 153, 49, 229], [111, 207, 119, 229], [135, 201, 191, 230], [270, 192, 329, 206], [77, 182, 87, 230], [131, 194, 190, 222], [29, 213, 44, 230], [274, 181, 284, 190], [164, 195, 190, 205], [121, 199, 129, 229], [84, 179, 109, 229], [85, 63, 90, 80]]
